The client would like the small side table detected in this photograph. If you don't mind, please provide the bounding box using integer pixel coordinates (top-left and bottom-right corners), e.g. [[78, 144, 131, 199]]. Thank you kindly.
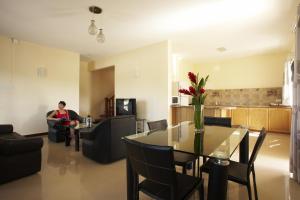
[[74, 124, 94, 152], [136, 118, 146, 133]]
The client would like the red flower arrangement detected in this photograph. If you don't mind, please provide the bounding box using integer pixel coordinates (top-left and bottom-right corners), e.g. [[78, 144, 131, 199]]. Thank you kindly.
[[179, 71, 209, 131], [179, 72, 209, 105]]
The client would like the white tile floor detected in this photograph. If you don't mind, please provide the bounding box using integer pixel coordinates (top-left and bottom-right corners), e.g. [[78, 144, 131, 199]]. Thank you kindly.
[[0, 132, 299, 200]]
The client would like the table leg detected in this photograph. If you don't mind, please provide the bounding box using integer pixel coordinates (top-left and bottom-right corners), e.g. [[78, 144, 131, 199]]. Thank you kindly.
[[239, 131, 249, 164], [207, 159, 229, 200], [75, 129, 80, 151], [126, 156, 137, 200]]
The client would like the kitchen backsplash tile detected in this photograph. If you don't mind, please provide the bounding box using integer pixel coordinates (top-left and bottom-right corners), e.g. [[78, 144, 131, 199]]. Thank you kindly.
[[205, 87, 282, 106]]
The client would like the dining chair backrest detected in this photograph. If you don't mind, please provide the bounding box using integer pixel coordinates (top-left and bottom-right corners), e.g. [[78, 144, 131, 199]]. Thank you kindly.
[[123, 138, 177, 188], [248, 128, 266, 173], [147, 119, 168, 131], [204, 117, 232, 127]]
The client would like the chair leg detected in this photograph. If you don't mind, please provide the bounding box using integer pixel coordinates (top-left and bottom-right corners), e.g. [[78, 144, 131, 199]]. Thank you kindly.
[[247, 182, 252, 200], [193, 161, 196, 177], [133, 174, 139, 200], [197, 158, 200, 177], [252, 168, 258, 200], [198, 181, 204, 200], [135, 191, 139, 200], [183, 165, 187, 174], [203, 156, 207, 164]]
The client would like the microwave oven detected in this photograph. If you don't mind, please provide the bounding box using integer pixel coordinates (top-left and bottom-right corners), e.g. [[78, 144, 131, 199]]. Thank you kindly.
[[172, 96, 191, 106], [172, 96, 179, 105]]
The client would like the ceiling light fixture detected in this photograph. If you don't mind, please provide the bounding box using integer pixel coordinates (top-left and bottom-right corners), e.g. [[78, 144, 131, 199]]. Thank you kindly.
[[88, 6, 105, 43], [96, 29, 105, 43], [88, 19, 98, 35], [217, 47, 227, 52]]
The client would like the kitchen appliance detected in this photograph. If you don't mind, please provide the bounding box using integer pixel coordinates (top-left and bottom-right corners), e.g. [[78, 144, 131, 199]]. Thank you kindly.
[[172, 96, 179, 105]]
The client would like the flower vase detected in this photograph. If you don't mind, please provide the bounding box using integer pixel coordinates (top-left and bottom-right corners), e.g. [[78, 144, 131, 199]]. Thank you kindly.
[[194, 132, 204, 156], [194, 104, 204, 134]]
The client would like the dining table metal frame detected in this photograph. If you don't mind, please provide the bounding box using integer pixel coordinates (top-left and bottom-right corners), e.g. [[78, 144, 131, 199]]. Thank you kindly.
[[124, 123, 249, 200]]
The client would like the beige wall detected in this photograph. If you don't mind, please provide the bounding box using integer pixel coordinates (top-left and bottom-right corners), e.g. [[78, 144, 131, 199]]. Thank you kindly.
[[94, 41, 171, 122], [179, 52, 288, 89], [0, 35, 80, 135], [90, 67, 115, 118], [79, 61, 92, 116]]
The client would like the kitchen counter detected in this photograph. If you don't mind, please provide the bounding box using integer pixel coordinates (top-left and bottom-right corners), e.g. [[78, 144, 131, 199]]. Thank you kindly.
[[171, 104, 291, 109], [171, 104, 292, 133]]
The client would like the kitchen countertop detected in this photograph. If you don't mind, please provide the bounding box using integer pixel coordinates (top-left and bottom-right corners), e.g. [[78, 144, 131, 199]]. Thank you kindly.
[[171, 105, 291, 109]]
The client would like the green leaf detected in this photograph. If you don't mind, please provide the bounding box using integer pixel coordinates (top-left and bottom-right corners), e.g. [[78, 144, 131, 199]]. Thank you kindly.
[[201, 94, 208, 104], [205, 75, 209, 83], [199, 78, 205, 87]]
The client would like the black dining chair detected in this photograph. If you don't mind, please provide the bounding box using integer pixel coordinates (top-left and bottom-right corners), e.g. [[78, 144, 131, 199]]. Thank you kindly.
[[147, 120, 198, 176], [202, 116, 232, 163], [123, 138, 204, 200], [204, 116, 232, 127], [200, 128, 266, 200]]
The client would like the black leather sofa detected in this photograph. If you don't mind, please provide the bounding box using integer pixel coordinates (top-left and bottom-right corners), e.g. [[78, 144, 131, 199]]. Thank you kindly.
[[82, 115, 136, 163], [0, 124, 43, 184], [46, 110, 83, 142]]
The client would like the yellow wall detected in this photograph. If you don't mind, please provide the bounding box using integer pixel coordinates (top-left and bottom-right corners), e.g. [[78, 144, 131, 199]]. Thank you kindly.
[[178, 59, 196, 83], [179, 52, 288, 89], [0, 35, 80, 135], [79, 61, 92, 116], [94, 41, 172, 122]]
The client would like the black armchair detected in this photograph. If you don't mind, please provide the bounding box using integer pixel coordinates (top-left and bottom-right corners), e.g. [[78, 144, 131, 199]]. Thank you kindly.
[[82, 115, 136, 163], [46, 110, 83, 143], [0, 124, 43, 184]]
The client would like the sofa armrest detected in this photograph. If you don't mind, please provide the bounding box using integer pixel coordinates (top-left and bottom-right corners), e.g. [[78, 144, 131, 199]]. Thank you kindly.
[[47, 120, 56, 128], [0, 137, 44, 156], [80, 126, 97, 140], [0, 124, 13, 134], [47, 120, 67, 131], [77, 115, 84, 123]]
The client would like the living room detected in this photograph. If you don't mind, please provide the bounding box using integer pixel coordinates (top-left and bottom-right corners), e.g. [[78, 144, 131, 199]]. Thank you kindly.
[[1, 1, 300, 200]]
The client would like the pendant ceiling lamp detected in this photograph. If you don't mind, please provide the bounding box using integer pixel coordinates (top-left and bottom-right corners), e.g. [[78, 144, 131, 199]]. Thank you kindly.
[[88, 6, 105, 43]]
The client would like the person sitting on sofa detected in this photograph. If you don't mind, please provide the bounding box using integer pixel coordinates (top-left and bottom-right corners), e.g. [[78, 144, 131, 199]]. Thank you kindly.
[[47, 101, 78, 145]]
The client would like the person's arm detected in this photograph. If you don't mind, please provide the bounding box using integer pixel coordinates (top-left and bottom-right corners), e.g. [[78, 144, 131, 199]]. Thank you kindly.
[[47, 111, 59, 121]]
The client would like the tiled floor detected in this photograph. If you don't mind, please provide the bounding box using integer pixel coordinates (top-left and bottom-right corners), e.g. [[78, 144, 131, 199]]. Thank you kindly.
[[0, 132, 299, 200]]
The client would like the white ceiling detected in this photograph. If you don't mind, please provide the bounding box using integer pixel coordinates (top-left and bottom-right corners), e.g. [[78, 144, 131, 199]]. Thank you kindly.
[[0, 0, 298, 61]]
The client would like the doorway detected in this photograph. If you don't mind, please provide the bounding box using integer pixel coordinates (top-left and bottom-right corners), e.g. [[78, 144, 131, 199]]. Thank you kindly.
[[90, 66, 115, 119]]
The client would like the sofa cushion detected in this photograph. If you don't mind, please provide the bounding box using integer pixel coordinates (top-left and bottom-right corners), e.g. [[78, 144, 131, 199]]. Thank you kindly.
[[0, 132, 23, 140], [0, 137, 43, 156], [0, 125, 13, 134]]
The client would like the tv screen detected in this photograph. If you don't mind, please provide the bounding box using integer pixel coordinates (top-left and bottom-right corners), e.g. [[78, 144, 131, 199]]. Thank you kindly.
[[116, 98, 136, 116]]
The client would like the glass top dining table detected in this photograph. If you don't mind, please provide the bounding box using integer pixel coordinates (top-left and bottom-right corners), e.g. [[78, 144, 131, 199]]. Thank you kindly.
[[126, 121, 248, 160], [124, 121, 249, 200]]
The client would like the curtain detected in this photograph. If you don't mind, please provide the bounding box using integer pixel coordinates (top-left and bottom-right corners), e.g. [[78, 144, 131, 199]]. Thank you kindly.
[[283, 60, 293, 106], [290, 14, 300, 183]]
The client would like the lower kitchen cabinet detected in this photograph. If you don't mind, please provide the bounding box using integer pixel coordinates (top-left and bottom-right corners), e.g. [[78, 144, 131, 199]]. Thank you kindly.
[[248, 108, 269, 131], [171, 106, 193, 125], [268, 108, 291, 133], [171, 106, 292, 133], [232, 108, 249, 127]]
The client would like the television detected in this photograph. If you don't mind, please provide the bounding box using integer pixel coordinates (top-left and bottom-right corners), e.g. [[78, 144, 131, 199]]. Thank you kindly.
[[116, 98, 136, 116]]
